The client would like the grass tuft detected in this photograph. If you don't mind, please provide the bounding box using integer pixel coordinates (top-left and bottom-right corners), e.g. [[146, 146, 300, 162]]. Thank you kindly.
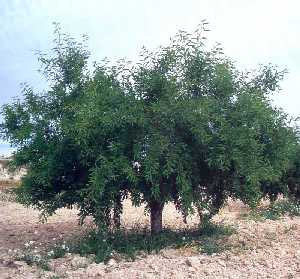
[[0, 188, 17, 202], [198, 220, 235, 255], [241, 199, 300, 221], [16, 222, 236, 266], [17, 251, 50, 271], [66, 221, 236, 263]]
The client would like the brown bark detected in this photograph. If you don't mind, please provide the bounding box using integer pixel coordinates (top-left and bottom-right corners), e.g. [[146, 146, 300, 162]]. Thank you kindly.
[[150, 200, 163, 234], [113, 194, 122, 229]]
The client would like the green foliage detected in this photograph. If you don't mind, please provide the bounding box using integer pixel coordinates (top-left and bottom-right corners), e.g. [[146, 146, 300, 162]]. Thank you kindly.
[[47, 242, 71, 259], [198, 218, 235, 236], [260, 144, 300, 202], [16, 240, 72, 271], [1, 24, 91, 219], [17, 247, 50, 271], [197, 219, 235, 254], [1, 22, 298, 232], [242, 199, 300, 221], [285, 146, 300, 200]]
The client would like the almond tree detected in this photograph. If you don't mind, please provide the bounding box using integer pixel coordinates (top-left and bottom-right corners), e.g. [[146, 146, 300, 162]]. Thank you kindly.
[[1, 23, 297, 234]]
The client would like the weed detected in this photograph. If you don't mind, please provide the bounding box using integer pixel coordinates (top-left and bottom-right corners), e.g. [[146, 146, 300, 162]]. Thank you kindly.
[[270, 200, 300, 217], [17, 250, 50, 271], [198, 220, 235, 255], [283, 224, 298, 233], [242, 200, 300, 221], [16, 240, 72, 271], [67, 221, 236, 263], [0, 189, 16, 202], [199, 219, 235, 237], [200, 237, 231, 255], [48, 276, 61, 279], [264, 231, 277, 240], [17, 222, 235, 266], [47, 242, 70, 259]]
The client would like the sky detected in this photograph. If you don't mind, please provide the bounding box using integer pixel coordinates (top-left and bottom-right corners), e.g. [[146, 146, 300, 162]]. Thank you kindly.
[[0, 0, 299, 155]]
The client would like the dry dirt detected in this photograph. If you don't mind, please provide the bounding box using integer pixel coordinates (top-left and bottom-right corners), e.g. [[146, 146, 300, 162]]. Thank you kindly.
[[0, 189, 299, 279]]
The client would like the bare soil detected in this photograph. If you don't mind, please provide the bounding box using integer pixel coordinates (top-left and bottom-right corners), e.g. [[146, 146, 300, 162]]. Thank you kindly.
[[0, 188, 299, 279]]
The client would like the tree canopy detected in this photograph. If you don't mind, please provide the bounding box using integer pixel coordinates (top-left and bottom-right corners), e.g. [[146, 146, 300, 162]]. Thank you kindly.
[[1, 23, 298, 233]]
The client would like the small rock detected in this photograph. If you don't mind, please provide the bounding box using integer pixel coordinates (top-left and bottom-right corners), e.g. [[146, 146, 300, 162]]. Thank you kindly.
[[185, 257, 199, 267], [86, 263, 105, 277], [217, 260, 226, 267], [3, 260, 21, 268], [188, 266, 197, 272], [107, 258, 117, 266], [66, 268, 86, 277], [149, 264, 159, 272], [71, 255, 90, 269], [13, 261, 28, 267], [143, 273, 156, 279], [48, 262, 68, 275]]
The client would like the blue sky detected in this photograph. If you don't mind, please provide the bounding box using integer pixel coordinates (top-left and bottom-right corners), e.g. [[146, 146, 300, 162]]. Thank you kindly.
[[0, 0, 299, 155], [0, 143, 14, 157]]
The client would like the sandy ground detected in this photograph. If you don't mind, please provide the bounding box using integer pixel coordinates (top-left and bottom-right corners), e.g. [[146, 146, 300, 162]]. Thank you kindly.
[[0, 189, 299, 279]]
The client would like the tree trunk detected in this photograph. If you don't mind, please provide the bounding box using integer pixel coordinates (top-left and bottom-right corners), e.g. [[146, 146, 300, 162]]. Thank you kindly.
[[150, 200, 163, 234], [113, 194, 122, 229]]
